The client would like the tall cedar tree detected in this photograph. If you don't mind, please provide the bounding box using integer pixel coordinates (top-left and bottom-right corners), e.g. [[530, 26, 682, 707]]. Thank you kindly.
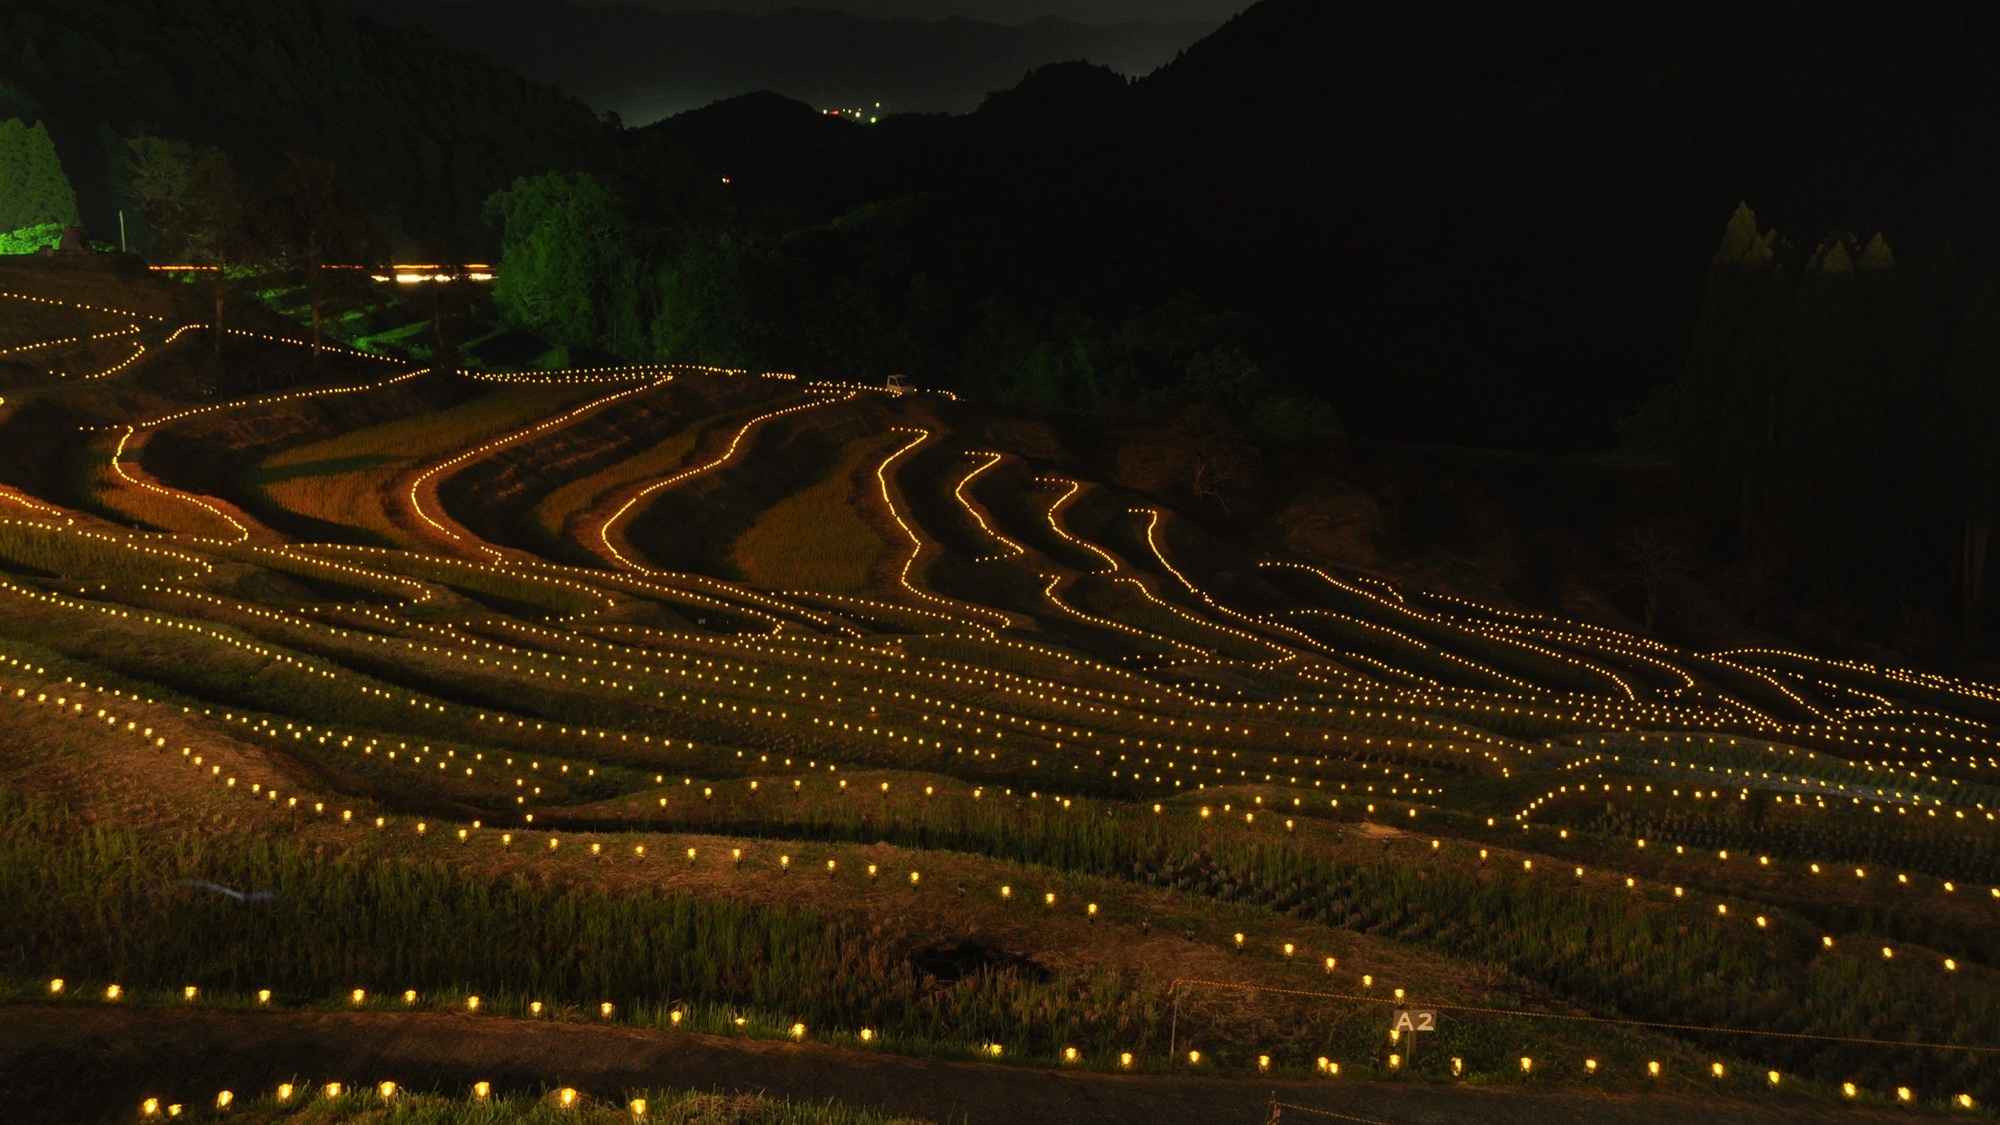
[[1629, 204, 2000, 646], [0, 117, 79, 233]]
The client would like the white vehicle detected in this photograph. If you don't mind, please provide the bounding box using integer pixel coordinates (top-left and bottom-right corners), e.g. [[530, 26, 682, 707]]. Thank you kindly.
[[884, 373, 911, 395]]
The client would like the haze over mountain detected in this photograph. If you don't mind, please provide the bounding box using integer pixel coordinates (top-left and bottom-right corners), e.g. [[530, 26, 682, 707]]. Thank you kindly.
[[325, 0, 1218, 122]]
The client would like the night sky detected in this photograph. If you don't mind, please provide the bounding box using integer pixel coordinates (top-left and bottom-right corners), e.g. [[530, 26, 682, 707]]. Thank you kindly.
[[575, 0, 1252, 25]]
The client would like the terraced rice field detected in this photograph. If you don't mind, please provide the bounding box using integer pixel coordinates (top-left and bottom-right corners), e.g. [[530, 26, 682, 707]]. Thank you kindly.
[[1, 275, 1997, 1122]]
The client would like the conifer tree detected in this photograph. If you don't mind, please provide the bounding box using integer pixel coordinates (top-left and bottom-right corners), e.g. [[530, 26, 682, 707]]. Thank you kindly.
[[129, 137, 251, 357], [0, 116, 80, 234]]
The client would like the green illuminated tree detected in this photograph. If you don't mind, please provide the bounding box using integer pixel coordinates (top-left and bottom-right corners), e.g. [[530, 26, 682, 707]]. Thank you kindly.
[[485, 171, 648, 356], [0, 116, 79, 234]]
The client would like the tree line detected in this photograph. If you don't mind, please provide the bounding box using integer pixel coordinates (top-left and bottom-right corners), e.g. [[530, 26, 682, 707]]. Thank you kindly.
[[483, 169, 1341, 445], [0, 115, 79, 251], [123, 141, 389, 363], [1625, 203, 2000, 651]]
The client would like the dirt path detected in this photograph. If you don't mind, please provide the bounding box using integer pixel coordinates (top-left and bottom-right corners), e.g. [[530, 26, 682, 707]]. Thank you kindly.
[[0, 1005, 1910, 1125]]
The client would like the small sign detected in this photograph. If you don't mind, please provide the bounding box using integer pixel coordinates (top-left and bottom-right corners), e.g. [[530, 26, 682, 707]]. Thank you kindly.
[[1392, 1009, 1437, 1033]]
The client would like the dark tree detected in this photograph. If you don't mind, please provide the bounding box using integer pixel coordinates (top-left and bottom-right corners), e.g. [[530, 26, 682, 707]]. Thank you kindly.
[[262, 154, 389, 362], [128, 139, 252, 359], [0, 116, 78, 233]]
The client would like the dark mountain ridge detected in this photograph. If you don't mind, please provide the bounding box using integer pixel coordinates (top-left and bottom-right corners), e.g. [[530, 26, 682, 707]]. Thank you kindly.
[[323, 0, 1217, 122], [733, 0, 2000, 448], [7, 0, 1998, 454]]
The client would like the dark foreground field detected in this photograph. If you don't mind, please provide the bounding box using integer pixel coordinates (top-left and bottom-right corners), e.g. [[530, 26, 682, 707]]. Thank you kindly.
[[1, 1005, 1923, 1125]]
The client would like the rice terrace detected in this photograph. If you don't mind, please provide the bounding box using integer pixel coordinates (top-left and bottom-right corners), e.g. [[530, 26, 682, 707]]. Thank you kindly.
[[0, 248, 1996, 1125]]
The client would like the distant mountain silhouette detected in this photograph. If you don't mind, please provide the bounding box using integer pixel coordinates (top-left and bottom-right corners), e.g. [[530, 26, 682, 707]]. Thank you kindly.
[[628, 90, 868, 181], [325, 0, 1216, 122], [656, 0, 1999, 447]]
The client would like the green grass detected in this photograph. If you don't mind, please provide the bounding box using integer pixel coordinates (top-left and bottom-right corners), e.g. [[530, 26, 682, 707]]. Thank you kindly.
[[0, 518, 203, 585]]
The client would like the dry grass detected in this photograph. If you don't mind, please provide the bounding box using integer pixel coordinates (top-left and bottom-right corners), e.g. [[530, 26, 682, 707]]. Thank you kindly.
[[252, 386, 604, 541], [727, 434, 898, 594]]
